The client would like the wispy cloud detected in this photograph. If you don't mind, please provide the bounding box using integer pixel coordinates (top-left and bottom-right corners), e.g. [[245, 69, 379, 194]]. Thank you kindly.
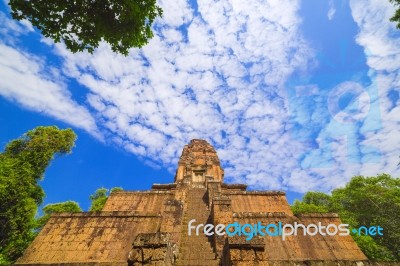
[[0, 0, 399, 193], [328, 0, 336, 20], [285, 0, 400, 191], [0, 43, 101, 138], [347, 0, 400, 173], [0, 11, 101, 138], [52, 0, 313, 190]]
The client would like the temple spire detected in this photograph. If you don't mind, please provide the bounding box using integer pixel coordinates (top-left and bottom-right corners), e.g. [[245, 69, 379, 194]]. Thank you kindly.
[[174, 139, 224, 184]]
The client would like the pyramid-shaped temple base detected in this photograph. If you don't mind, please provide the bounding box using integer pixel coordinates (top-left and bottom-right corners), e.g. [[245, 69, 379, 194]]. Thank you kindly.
[[17, 140, 373, 265]]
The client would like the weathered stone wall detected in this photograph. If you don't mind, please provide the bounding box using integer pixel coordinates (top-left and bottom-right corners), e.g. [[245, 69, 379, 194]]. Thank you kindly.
[[103, 191, 173, 212], [16, 212, 161, 265], [228, 192, 293, 215], [16, 139, 376, 265], [225, 213, 367, 263]]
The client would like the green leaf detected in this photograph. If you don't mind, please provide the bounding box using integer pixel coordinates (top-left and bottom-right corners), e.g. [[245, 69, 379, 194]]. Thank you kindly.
[[8, 0, 163, 55]]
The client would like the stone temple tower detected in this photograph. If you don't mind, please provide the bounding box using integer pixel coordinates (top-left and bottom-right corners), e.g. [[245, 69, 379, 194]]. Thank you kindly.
[[17, 139, 368, 265], [174, 139, 224, 184]]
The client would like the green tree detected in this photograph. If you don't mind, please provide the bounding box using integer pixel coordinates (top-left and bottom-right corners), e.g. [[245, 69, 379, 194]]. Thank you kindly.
[[291, 200, 329, 214], [291, 174, 400, 261], [390, 0, 400, 28], [8, 0, 163, 55], [291, 191, 331, 214], [0, 126, 76, 264], [89, 187, 123, 211], [351, 234, 395, 261], [331, 174, 400, 260], [35, 201, 82, 231]]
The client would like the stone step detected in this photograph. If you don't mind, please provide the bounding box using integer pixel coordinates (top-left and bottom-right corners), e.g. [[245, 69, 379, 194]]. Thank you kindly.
[[185, 207, 208, 210], [183, 211, 210, 215], [178, 240, 215, 251], [176, 259, 219, 266], [179, 250, 215, 257], [184, 210, 210, 214], [179, 249, 216, 256], [178, 188, 217, 264]]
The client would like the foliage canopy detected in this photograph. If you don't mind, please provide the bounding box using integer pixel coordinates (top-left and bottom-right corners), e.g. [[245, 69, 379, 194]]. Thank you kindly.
[[89, 187, 123, 211], [0, 126, 76, 264], [8, 0, 163, 55], [390, 0, 400, 28], [35, 201, 82, 231], [291, 174, 400, 261]]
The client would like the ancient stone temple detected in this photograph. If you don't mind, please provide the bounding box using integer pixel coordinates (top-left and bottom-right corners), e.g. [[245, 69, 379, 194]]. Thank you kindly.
[[17, 139, 368, 265]]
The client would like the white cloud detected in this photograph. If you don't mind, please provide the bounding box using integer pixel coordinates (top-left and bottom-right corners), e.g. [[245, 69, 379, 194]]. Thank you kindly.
[[48, 0, 314, 191], [0, 11, 33, 43], [3, 0, 398, 194], [327, 0, 336, 20], [285, 0, 400, 192], [348, 0, 400, 177], [0, 42, 101, 138]]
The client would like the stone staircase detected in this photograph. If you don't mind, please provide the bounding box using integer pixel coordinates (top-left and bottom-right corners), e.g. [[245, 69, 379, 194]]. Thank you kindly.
[[177, 187, 219, 266]]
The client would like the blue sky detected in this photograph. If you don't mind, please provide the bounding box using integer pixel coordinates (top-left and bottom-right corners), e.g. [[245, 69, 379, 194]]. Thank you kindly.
[[0, 0, 399, 211]]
